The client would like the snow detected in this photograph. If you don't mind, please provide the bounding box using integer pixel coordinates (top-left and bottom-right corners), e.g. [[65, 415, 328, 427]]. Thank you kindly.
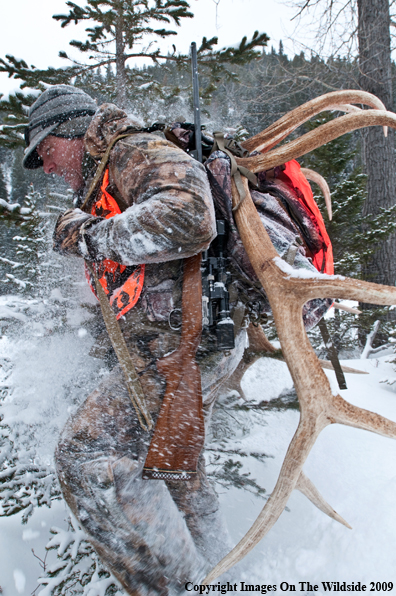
[[0, 199, 21, 212], [217, 355, 396, 588], [13, 569, 26, 594], [22, 528, 40, 541], [1, 297, 396, 593], [49, 288, 66, 303], [0, 305, 28, 322], [274, 256, 345, 281], [0, 501, 68, 595], [241, 358, 293, 403]]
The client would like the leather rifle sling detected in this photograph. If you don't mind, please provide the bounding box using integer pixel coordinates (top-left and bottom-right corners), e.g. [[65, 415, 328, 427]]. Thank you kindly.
[[143, 252, 205, 480]]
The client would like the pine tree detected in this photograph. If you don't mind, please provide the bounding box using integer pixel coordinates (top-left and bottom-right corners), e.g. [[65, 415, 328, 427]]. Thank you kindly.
[[8, 148, 50, 204], [0, 420, 61, 523], [0, 0, 268, 143], [240, 48, 358, 137], [0, 150, 8, 201], [54, 0, 196, 108], [35, 516, 125, 595], [0, 186, 48, 293], [0, 91, 40, 148]]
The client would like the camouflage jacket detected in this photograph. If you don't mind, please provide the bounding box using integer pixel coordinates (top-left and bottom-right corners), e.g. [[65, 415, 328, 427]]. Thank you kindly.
[[76, 106, 329, 344], [77, 104, 216, 328]]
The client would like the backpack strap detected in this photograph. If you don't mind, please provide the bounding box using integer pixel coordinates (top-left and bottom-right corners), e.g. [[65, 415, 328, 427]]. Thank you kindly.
[[81, 130, 153, 431], [86, 262, 153, 431], [81, 130, 143, 212], [211, 132, 259, 212]]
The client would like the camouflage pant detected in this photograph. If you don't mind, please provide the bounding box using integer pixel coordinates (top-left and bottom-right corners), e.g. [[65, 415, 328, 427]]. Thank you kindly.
[[55, 328, 246, 596]]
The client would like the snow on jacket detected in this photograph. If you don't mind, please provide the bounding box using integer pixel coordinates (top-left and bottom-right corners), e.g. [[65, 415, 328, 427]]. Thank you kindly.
[[77, 104, 216, 324]]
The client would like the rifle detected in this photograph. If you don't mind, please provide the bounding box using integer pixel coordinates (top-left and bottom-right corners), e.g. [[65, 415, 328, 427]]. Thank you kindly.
[[142, 253, 204, 479], [142, 42, 206, 480], [201, 220, 235, 351], [191, 41, 202, 163]]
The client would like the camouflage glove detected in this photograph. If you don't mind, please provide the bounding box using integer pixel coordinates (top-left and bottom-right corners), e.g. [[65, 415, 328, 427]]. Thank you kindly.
[[53, 208, 102, 258]]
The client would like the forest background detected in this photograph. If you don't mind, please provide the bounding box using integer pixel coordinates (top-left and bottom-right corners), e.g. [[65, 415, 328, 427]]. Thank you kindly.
[[1, 0, 396, 594]]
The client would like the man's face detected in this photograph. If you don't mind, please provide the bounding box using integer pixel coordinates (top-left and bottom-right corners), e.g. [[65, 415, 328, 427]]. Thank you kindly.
[[37, 136, 85, 191]]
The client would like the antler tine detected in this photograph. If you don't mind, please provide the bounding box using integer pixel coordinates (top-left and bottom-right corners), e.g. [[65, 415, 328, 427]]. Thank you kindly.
[[252, 105, 387, 156], [272, 257, 396, 307], [301, 167, 332, 220], [332, 104, 361, 113], [247, 323, 277, 353], [237, 110, 396, 174], [202, 175, 396, 585], [241, 90, 386, 154], [331, 104, 387, 138], [333, 303, 362, 314], [246, 104, 364, 157], [296, 471, 352, 529], [329, 394, 396, 439], [203, 418, 326, 585]]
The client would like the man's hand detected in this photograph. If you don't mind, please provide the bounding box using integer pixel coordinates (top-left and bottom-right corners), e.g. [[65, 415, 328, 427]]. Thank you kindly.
[[53, 208, 100, 257]]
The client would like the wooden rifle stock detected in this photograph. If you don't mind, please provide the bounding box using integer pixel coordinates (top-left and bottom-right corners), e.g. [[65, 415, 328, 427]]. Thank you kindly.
[[142, 253, 205, 480]]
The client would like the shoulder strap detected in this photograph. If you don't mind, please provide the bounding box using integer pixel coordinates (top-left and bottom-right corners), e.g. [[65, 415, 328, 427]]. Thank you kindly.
[[212, 132, 259, 213], [81, 122, 166, 212], [81, 131, 139, 212], [85, 262, 153, 431], [81, 130, 153, 432]]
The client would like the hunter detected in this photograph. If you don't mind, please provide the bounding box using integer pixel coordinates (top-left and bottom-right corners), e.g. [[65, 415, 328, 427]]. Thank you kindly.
[[24, 84, 334, 595], [23, 85, 244, 595]]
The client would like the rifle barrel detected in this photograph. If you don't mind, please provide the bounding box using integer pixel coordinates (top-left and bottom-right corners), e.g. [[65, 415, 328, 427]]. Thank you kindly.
[[190, 42, 202, 163]]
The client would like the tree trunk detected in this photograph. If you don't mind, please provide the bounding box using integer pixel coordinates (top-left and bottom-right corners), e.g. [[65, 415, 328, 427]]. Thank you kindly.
[[115, 4, 128, 109], [358, 0, 396, 287]]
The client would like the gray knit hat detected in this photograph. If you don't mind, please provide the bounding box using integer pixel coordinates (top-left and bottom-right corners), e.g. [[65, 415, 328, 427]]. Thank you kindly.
[[23, 85, 97, 169]]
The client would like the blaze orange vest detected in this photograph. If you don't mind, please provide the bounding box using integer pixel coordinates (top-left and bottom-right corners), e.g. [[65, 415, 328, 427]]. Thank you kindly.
[[85, 169, 145, 319], [280, 160, 334, 275]]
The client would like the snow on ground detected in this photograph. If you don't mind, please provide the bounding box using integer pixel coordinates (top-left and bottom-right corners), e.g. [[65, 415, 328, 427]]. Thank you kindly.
[[0, 500, 68, 595], [0, 343, 396, 594], [0, 283, 108, 595], [219, 355, 396, 589]]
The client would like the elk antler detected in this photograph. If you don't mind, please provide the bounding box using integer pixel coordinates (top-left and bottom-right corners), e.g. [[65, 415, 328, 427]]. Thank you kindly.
[[301, 167, 332, 220], [241, 90, 387, 155], [223, 324, 365, 399], [202, 175, 396, 585], [237, 110, 396, 174], [333, 302, 362, 315]]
